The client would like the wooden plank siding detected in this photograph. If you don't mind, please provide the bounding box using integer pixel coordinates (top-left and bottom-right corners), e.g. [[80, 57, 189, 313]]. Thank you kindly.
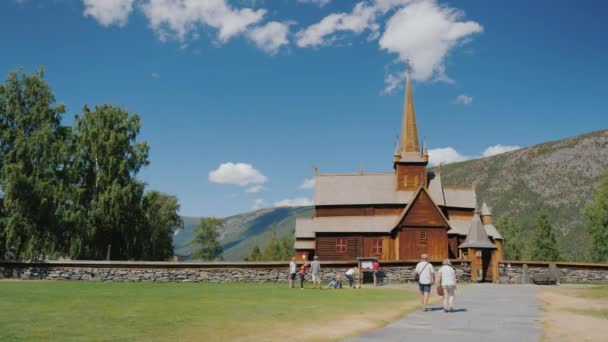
[[398, 227, 448, 260], [446, 208, 474, 219], [316, 234, 394, 261], [395, 164, 427, 191], [315, 205, 404, 217], [401, 190, 448, 227]]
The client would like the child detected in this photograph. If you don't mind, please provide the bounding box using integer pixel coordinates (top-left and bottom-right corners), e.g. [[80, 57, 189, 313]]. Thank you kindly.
[[299, 262, 308, 289], [325, 275, 343, 289]]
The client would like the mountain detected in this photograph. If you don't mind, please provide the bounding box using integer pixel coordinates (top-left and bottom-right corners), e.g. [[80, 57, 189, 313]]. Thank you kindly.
[[441, 129, 608, 261], [173, 206, 313, 261], [174, 129, 608, 262]]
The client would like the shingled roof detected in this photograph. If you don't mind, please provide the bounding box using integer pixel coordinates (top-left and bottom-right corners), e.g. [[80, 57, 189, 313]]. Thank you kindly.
[[459, 214, 497, 249], [314, 171, 475, 208]]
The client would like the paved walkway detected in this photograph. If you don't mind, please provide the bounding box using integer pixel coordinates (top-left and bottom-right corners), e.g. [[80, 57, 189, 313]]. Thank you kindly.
[[348, 284, 542, 342]]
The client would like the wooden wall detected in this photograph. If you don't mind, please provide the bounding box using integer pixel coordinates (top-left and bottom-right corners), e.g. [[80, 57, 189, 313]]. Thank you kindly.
[[401, 190, 447, 227], [315, 234, 395, 261], [445, 208, 474, 219], [399, 227, 448, 260], [395, 164, 427, 191]]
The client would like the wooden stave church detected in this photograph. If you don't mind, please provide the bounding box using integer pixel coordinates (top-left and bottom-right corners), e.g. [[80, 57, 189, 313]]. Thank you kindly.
[[294, 68, 504, 269]]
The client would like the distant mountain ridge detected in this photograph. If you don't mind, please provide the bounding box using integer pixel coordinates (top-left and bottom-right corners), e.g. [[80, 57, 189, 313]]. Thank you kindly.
[[441, 129, 608, 260], [173, 206, 313, 261], [174, 129, 608, 261]]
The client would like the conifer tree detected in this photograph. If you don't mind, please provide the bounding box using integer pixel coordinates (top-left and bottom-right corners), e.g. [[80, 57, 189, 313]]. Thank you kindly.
[[529, 211, 560, 261], [584, 171, 608, 262], [495, 216, 522, 260]]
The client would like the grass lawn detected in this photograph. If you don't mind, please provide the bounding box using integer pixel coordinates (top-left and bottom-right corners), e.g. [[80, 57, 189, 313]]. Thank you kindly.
[[0, 281, 417, 341], [538, 285, 608, 342]]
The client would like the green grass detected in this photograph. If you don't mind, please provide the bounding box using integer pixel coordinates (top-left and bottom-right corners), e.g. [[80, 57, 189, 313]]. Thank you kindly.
[[565, 308, 608, 319], [0, 281, 415, 341], [569, 285, 608, 300]]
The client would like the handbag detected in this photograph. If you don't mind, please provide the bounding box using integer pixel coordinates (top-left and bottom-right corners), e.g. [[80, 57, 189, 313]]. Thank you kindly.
[[437, 286, 444, 296]]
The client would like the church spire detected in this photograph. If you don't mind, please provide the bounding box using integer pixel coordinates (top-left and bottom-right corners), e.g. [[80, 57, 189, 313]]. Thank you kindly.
[[400, 60, 420, 155]]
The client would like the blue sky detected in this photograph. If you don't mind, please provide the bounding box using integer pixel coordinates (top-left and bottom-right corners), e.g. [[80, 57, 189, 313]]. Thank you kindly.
[[1, 0, 607, 217]]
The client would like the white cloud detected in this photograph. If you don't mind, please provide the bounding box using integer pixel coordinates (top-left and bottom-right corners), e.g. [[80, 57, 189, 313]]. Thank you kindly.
[[140, 0, 266, 42], [208, 162, 268, 186], [247, 21, 290, 55], [252, 198, 266, 210], [482, 144, 521, 157], [429, 144, 522, 165], [245, 184, 267, 193], [295, 2, 377, 48], [299, 178, 315, 189], [455, 94, 473, 105], [383, 71, 402, 94], [428, 147, 470, 166], [379, 0, 483, 82], [82, 0, 134, 27], [296, 0, 482, 83], [298, 0, 332, 7], [273, 197, 313, 207]]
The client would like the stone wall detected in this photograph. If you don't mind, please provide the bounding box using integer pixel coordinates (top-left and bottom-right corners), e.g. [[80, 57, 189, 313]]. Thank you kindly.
[[3, 260, 606, 284], [0, 260, 471, 284], [500, 261, 608, 284]]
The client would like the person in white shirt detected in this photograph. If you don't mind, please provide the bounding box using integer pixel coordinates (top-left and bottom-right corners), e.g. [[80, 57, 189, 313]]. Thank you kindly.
[[288, 257, 297, 288], [345, 267, 357, 288], [415, 254, 435, 312], [437, 259, 457, 312]]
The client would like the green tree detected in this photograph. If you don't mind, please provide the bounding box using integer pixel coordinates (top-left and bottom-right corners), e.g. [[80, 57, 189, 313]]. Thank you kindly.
[[244, 245, 262, 261], [70, 104, 149, 260], [140, 191, 183, 260], [192, 217, 223, 260], [495, 216, 523, 260], [584, 171, 608, 262], [529, 211, 560, 261], [0, 68, 70, 259]]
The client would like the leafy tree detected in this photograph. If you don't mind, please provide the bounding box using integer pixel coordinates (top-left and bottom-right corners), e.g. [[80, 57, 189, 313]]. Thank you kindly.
[[584, 171, 608, 262], [0, 68, 70, 259], [140, 191, 183, 260], [192, 217, 223, 260], [529, 211, 560, 261], [246, 232, 294, 261], [69, 104, 149, 260], [244, 245, 262, 261], [495, 216, 523, 260]]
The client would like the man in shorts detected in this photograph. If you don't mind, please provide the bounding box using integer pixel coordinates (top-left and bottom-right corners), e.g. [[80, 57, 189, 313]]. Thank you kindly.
[[415, 253, 435, 312], [311, 256, 321, 289], [289, 257, 297, 288]]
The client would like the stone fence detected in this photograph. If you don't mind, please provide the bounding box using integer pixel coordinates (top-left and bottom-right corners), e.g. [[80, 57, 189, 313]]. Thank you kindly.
[[0, 259, 606, 284]]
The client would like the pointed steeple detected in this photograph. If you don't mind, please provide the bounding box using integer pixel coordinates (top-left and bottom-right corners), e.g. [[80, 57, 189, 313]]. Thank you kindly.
[[400, 61, 420, 155], [459, 214, 497, 249]]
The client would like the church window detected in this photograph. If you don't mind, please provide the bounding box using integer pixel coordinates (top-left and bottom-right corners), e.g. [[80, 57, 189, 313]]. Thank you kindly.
[[420, 231, 427, 243], [336, 239, 347, 253], [372, 239, 383, 255]]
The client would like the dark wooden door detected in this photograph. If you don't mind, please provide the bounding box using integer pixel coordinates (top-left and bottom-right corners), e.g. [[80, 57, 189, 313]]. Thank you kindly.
[[482, 249, 493, 282]]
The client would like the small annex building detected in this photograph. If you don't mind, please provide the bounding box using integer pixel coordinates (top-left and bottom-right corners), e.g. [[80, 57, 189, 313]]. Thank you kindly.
[[294, 67, 504, 280]]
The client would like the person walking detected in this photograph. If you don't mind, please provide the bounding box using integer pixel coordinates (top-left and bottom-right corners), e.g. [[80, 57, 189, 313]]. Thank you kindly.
[[415, 253, 435, 312], [310, 256, 321, 289], [372, 260, 381, 286], [345, 267, 357, 288], [437, 259, 457, 313], [299, 262, 308, 289], [289, 257, 297, 288]]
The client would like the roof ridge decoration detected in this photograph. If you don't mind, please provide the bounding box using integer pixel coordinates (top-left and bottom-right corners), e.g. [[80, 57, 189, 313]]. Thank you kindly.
[[392, 185, 451, 231], [458, 213, 497, 249]]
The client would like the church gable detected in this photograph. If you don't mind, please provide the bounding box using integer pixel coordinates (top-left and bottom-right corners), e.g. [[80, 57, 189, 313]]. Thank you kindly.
[[397, 187, 450, 228]]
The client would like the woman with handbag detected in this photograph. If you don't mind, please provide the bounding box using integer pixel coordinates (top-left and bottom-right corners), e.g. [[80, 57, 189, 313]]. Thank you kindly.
[[437, 259, 457, 313]]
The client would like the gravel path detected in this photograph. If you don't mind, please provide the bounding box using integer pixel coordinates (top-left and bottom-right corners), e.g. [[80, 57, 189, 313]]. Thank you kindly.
[[347, 284, 542, 342]]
